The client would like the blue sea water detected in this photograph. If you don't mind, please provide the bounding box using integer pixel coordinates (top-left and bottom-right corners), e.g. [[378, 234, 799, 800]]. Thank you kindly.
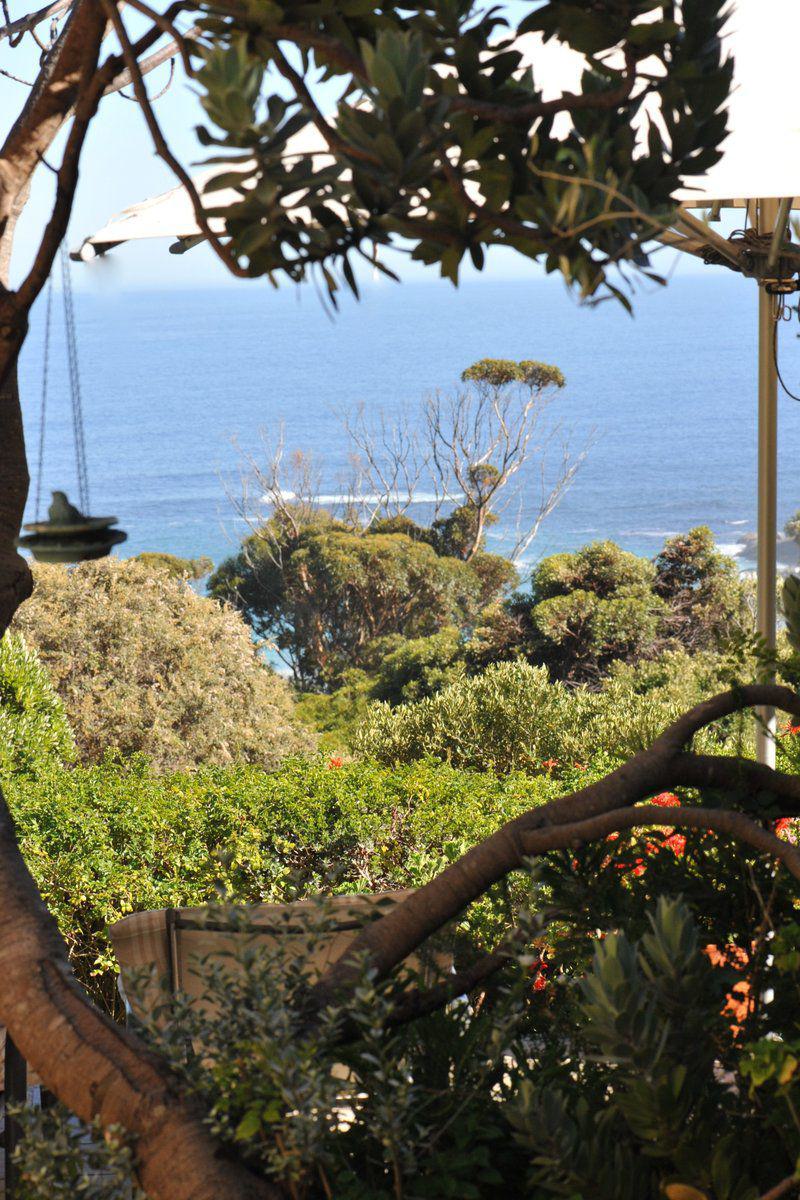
[[16, 271, 800, 574]]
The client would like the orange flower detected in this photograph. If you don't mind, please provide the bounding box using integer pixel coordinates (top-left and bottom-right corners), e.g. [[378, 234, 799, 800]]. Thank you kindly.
[[704, 943, 753, 1033], [327, 756, 343, 769], [651, 792, 680, 808]]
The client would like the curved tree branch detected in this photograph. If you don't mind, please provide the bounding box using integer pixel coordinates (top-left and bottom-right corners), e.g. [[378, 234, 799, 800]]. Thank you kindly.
[[312, 685, 800, 1005], [519, 804, 800, 880]]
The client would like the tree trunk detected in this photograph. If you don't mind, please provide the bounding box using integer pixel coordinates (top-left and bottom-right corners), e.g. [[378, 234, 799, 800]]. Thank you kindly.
[[0, 778, 280, 1200], [0, 339, 33, 637]]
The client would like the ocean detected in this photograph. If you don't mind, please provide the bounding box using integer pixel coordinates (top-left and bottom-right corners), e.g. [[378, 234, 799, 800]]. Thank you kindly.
[[16, 270, 800, 577]]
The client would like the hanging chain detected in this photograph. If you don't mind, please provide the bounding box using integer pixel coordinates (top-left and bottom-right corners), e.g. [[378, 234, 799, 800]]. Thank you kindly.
[[60, 241, 91, 513], [33, 270, 54, 522]]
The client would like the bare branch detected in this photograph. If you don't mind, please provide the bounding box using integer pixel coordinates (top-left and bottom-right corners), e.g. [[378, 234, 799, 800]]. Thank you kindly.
[[760, 1176, 800, 1200], [105, 28, 196, 97], [343, 403, 428, 526], [0, 0, 71, 45]]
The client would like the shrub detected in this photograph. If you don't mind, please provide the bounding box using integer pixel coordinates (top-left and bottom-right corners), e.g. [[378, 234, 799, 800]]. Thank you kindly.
[[355, 655, 746, 772], [10, 559, 314, 770], [653, 526, 748, 651], [469, 530, 749, 684], [365, 626, 467, 705], [3, 756, 558, 1014], [0, 632, 75, 776]]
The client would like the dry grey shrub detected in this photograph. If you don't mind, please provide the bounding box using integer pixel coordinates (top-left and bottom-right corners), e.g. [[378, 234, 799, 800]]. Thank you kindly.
[[11, 559, 315, 770]]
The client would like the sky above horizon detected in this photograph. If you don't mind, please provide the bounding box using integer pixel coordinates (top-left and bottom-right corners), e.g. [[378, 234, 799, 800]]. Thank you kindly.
[[1, 2, 716, 294]]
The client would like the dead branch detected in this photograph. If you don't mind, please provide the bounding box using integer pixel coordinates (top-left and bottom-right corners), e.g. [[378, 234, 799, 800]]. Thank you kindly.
[[105, 27, 197, 96], [343, 402, 428, 526], [0, 0, 71, 45]]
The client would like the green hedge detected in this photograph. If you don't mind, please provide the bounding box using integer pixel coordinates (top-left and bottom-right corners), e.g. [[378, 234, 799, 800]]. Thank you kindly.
[[5, 757, 561, 1016]]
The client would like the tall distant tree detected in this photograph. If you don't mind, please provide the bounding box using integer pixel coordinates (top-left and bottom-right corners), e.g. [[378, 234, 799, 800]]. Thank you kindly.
[[0, 3, 735, 1196]]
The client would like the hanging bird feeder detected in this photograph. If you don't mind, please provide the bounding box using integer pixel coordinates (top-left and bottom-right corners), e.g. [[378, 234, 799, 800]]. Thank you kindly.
[[16, 243, 127, 564]]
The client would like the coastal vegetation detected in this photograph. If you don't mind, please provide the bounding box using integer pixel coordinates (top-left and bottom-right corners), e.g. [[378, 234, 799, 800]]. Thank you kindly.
[[0, 0, 785, 1195]]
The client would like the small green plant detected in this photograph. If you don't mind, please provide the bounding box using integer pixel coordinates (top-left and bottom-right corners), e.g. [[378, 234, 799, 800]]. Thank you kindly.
[[0, 632, 75, 777]]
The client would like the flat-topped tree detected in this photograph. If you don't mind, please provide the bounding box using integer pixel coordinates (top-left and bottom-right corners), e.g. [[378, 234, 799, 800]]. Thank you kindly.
[[0, 4, 735, 1198]]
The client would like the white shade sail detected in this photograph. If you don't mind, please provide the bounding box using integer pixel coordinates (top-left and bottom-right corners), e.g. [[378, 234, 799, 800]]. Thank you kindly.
[[675, 0, 800, 208], [73, 124, 330, 260]]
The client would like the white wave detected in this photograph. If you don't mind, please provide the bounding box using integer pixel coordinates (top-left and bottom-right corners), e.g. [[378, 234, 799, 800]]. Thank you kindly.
[[716, 542, 745, 557], [268, 490, 458, 505], [620, 529, 680, 538], [725, 519, 748, 526]]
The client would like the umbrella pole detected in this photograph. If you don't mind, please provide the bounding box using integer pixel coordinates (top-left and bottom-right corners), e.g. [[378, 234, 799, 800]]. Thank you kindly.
[[756, 263, 778, 767]]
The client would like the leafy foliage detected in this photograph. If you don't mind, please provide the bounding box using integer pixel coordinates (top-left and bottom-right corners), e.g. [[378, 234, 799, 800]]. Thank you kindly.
[[0, 632, 75, 777], [653, 527, 748, 652], [3, 755, 558, 1014], [356, 654, 747, 772], [210, 512, 511, 689], [191, 1, 731, 306], [13, 1107, 141, 1200], [10, 559, 313, 770], [471, 529, 749, 684], [133, 551, 213, 579], [16, 871, 800, 1200]]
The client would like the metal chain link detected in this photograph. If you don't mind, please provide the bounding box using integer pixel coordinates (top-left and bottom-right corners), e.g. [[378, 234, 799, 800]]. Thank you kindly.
[[60, 242, 90, 513], [33, 270, 54, 522]]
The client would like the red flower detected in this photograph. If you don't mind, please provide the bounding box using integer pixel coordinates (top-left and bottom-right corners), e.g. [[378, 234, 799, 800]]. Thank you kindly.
[[327, 756, 343, 769], [651, 792, 680, 808], [785, 724, 800, 735], [532, 974, 547, 992], [664, 832, 687, 856], [541, 758, 559, 771]]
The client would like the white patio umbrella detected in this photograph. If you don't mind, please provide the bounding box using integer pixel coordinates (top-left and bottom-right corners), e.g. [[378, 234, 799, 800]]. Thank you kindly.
[[74, 1, 800, 765]]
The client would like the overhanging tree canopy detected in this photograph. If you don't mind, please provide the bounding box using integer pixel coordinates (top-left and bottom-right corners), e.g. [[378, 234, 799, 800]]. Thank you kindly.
[[0, 4, 740, 1198]]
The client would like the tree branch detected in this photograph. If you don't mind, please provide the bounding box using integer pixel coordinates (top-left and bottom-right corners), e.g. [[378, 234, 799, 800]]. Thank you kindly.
[[0, 0, 72, 45], [0, 0, 105, 217], [519, 804, 800, 882], [311, 685, 800, 1005]]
